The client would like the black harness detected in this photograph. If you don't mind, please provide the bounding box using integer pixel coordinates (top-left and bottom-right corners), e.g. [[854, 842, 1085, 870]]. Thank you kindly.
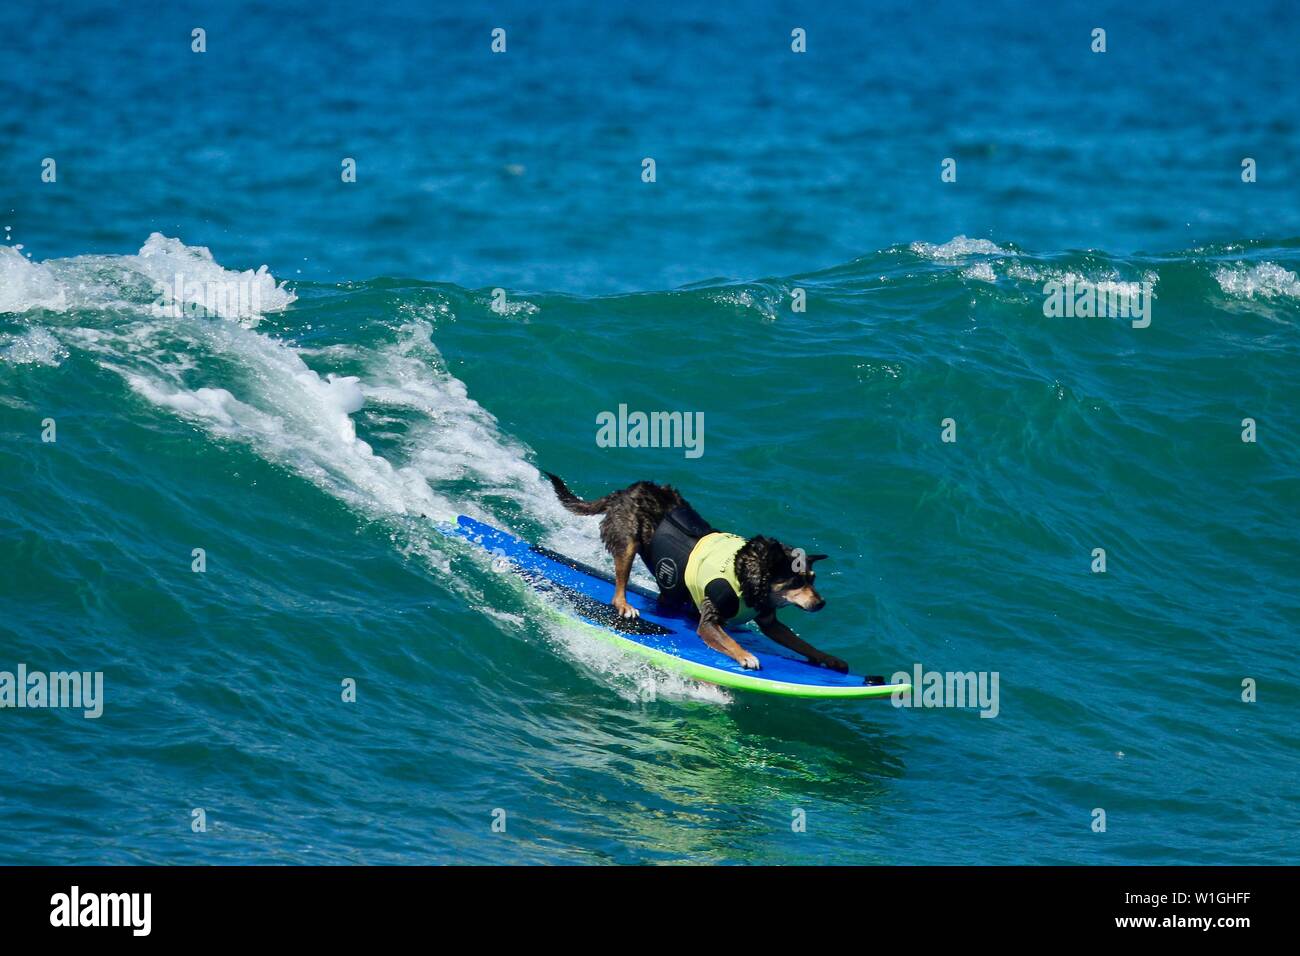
[[645, 504, 714, 612]]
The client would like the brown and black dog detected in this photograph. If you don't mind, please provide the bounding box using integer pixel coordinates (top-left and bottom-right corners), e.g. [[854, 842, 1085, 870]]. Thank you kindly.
[[544, 474, 847, 672]]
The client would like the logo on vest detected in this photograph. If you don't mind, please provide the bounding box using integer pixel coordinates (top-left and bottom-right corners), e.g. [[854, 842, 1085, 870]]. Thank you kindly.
[[655, 557, 678, 589]]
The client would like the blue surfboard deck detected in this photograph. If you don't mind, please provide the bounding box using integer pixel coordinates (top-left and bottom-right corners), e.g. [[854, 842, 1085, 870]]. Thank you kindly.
[[443, 514, 907, 699]]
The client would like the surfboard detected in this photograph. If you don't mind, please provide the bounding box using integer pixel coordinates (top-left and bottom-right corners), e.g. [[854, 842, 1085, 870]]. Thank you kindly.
[[444, 514, 908, 700]]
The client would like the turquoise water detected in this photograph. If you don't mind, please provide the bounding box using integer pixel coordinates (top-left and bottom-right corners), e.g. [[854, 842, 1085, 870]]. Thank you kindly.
[[2, 0, 1299, 864]]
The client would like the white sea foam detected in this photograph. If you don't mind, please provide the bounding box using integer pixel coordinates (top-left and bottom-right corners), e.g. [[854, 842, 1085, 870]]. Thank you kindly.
[[481, 294, 538, 318], [1214, 262, 1300, 300], [0, 246, 68, 313], [0, 233, 295, 320], [544, 614, 733, 706], [708, 288, 784, 321], [961, 262, 997, 283], [1006, 264, 1158, 312], [910, 235, 1012, 259], [0, 326, 68, 366]]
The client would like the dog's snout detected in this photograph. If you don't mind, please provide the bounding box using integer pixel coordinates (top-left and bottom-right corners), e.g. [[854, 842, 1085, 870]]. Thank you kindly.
[[811, 598, 826, 612]]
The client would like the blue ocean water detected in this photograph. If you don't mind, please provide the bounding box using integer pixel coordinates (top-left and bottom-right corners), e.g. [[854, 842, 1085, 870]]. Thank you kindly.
[[2, 0, 1298, 864]]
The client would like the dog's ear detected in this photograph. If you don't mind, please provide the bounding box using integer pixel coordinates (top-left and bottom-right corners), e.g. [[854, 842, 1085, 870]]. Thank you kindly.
[[767, 541, 791, 571], [755, 539, 790, 578]]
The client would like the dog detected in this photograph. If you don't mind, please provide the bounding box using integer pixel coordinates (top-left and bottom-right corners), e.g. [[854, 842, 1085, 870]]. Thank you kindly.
[[544, 474, 847, 672]]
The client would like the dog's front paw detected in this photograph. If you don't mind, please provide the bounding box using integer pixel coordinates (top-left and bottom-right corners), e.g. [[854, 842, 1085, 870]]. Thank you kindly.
[[739, 653, 761, 670], [813, 653, 849, 673]]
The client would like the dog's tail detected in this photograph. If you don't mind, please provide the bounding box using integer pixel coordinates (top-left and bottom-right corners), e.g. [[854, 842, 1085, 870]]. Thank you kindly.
[[543, 471, 609, 515]]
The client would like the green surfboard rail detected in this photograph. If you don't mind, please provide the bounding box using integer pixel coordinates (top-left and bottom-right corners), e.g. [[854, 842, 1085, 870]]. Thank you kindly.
[[564, 610, 910, 700]]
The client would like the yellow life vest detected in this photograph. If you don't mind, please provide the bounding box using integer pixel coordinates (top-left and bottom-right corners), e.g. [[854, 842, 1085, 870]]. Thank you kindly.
[[684, 532, 755, 623]]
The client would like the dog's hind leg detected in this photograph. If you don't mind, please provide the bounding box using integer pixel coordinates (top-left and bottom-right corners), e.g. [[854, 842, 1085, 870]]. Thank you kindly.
[[611, 539, 640, 619]]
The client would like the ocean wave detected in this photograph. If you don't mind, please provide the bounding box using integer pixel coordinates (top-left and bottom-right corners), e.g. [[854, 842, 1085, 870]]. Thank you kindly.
[[909, 235, 1013, 259], [0, 233, 296, 320], [5, 234, 1300, 320], [1, 235, 728, 706], [1213, 262, 1300, 300]]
